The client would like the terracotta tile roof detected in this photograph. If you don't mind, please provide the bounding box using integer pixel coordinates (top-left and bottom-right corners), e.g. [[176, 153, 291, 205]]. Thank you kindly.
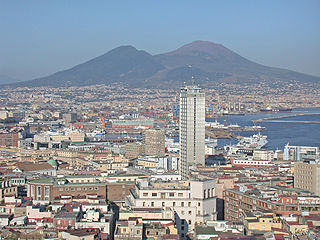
[[15, 162, 54, 172]]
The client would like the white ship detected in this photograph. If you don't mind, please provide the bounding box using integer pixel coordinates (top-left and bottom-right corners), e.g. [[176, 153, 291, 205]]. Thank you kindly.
[[237, 132, 268, 149], [224, 133, 268, 155]]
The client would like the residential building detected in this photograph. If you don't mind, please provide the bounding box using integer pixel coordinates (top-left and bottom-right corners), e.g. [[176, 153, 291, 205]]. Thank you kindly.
[[125, 142, 143, 159], [26, 177, 107, 202], [253, 149, 274, 161], [142, 128, 165, 157], [0, 132, 19, 147], [63, 113, 77, 124], [114, 218, 143, 240], [224, 188, 320, 222], [0, 179, 18, 202], [242, 210, 282, 235], [13, 162, 56, 176], [294, 160, 320, 196]]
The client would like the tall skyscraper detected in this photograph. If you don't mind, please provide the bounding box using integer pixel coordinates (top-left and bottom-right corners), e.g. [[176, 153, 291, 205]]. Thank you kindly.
[[179, 82, 205, 179]]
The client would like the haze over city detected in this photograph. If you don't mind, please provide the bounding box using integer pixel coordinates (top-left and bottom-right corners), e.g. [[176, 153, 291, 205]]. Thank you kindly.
[[0, 1, 319, 240]]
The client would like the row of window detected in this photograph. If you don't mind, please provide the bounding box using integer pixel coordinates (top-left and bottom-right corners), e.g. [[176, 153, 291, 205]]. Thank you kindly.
[[58, 187, 99, 191], [142, 192, 185, 197], [142, 201, 200, 207]]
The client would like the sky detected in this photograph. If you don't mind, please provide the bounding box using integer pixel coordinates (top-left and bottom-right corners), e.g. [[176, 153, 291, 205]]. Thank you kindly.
[[1, 0, 320, 80]]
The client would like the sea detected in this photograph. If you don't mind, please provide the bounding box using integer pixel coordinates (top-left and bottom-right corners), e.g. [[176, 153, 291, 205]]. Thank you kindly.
[[207, 108, 320, 151]]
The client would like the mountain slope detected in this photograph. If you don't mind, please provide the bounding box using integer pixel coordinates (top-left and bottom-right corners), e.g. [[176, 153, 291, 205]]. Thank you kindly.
[[9, 46, 164, 88], [0, 74, 21, 85], [154, 40, 320, 85], [4, 41, 320, 88]]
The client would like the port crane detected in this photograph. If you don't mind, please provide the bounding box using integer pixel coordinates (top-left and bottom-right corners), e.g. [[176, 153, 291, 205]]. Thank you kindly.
[[100, 109, 109, 129]]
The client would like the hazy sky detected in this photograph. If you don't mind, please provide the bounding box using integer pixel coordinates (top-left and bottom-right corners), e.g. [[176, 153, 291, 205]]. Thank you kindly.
[[1, 0, 320, 80]]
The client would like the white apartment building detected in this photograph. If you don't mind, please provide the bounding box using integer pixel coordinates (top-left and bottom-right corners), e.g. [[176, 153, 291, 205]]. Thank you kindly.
[[125, 179, 216, 238], [179, 83, 205, 179]]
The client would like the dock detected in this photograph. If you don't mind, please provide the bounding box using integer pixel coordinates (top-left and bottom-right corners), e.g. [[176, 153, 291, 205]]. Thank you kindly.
[[253, 113, 320, 123]]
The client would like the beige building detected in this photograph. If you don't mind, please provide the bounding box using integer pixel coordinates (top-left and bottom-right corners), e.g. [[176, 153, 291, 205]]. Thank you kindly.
[[142, 128, 165, 157], [253, 149, 274, 161], [125, 143, 143, 159], [294, 160, 320, 196], [69, 132, 85, 142], [242, 210, 282, 235]]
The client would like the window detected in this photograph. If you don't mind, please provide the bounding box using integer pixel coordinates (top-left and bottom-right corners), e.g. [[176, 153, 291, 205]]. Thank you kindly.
[[143, 202, 146, 206], [44, 186, 50, 196], [198, 202, 201, 207], [169, 192, 174, 197], [173, 202, 176, 207], [188, 211, 192, 215], [162, 202, 165, 207], [181, 202, 184, 207], [31, 185, 35, 196], [188, 202, 191, 207], [152, 193, 157, 197], [143, 193, 148, 197], [151, 202, 154, 207], [178, 193, 183, 197]]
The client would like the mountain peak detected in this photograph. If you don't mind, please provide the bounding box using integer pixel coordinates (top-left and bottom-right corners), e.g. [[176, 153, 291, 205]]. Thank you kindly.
[[182, 40, 224, 49], [164, 40, 232, 58]]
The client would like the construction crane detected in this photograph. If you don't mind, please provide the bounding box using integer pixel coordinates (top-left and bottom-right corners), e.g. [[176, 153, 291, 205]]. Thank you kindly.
[[100, 109, 109, 129]]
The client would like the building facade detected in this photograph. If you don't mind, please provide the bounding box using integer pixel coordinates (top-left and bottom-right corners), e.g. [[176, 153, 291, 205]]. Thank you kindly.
[[179, 84, 205, 179], [294, 160, 320, 196], [142, 128, 165, 157], [125, 179, 217, 236], [224, 189, 320, 222]]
